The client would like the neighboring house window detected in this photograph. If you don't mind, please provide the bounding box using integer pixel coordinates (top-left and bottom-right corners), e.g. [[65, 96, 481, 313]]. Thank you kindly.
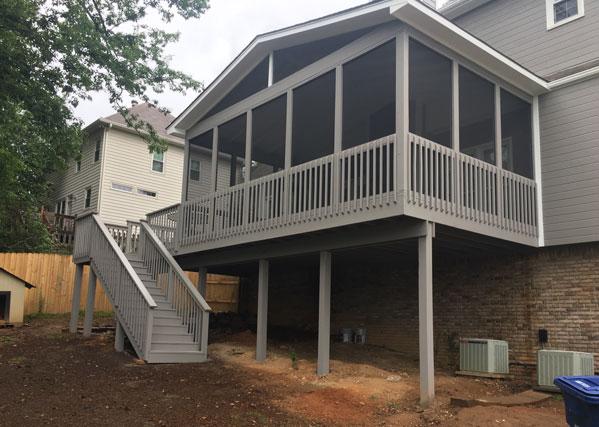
[[111, 182, 133, 193], [94, 140, 101, 162], [546, 0, 584, 29], [189, 159, 201, 181], [66, 195, 74, 215], [75, 160, 81, 172], [84, 188, 92, 208], [138, 188, 157, 198], [152, 151, 164, 173]]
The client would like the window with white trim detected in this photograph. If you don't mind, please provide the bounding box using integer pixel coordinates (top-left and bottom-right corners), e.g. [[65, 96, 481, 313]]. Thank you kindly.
[[546, 0, 584, 29], [111, 182, 133, 193], [75, 159, 81, 172], [137, 188, 157, 198], [189, 159, 201, 181], [152, 151, 164, 173], [84, 188, 92, 208]]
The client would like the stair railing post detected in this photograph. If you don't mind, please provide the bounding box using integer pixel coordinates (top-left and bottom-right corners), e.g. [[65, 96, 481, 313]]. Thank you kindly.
[[144, 307, 154, 361], [201, 310, 209, 354], [167, 266, 174, 302]]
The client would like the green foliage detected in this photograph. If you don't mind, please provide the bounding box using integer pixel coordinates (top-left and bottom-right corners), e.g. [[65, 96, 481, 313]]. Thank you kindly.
[[0, 0, 209, 251]]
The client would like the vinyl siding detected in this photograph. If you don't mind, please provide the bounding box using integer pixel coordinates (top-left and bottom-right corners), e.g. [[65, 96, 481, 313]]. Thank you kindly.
[[540, 77, 599, 246], [49, 128, 103, 216], [454, 0, 599, 78], [98, 128, 184, 225], [186, 148, 232, 200]]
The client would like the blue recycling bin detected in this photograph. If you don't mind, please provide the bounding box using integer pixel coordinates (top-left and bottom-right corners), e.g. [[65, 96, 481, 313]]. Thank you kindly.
[[554, 376, 599, 427]]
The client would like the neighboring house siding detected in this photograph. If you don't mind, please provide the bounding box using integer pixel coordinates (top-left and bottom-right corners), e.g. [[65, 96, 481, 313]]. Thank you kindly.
[[98, 127, 184, 225], [49, 128, 103, 216], [186, 149, 235, 200], [454, 0, 599, 78], [540, 77, 599, 246]]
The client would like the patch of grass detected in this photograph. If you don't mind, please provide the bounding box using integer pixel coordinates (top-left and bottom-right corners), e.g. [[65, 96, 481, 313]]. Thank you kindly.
[[0, 336, 16, 345], [386, 401, 402, 412], [24, 310, 114, 322], [289, 350, 298, 370], [552, 394, 564, 401], [8, 356, 26, 366]]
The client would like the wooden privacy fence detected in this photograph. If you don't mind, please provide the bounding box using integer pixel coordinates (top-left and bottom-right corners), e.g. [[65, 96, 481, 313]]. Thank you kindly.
[[0, 253, 239, 315]]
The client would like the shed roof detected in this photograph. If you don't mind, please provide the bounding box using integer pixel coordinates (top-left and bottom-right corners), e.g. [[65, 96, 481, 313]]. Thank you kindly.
[[0, 267, 35, 289]]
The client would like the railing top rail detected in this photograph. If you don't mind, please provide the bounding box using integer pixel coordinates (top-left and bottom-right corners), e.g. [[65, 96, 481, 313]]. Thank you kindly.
[[75, 210, 98, 221], [140, 221, 212, 312], [146, 203, 181, 219], [93, 215, 157, 308]]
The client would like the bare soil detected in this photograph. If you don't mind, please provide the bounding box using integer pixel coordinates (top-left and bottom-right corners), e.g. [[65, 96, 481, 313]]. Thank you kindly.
[[0, 317, 565, 426]]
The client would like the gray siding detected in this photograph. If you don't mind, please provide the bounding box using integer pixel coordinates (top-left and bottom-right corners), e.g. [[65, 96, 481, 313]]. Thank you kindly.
[[49, 128, 103, 216], [455, 0, 599, 78], [540, 77, 599, 246], [186, 150, 236, 201]]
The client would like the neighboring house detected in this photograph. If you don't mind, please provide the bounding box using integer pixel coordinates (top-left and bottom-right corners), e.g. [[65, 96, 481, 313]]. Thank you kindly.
[[70, 0, 599, 407], [49, 102, 215, 226]]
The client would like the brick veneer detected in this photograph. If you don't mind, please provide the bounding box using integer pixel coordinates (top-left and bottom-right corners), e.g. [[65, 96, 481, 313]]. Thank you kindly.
[[239, 243, 599, 383]]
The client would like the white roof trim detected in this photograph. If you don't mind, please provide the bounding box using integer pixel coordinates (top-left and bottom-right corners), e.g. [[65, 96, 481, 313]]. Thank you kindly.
[[439, 0, 494, 19], [167, 0, 396, 135], [391, 0, 548, 95], [549, 65, 599, 90]]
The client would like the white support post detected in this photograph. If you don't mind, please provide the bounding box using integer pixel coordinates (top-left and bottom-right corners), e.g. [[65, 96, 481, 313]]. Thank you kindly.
[[210, 127, 219, 192], [318, 251, 332, 376], [334, 65, 343, 153], [69, 264, 84, 333], [285, 89, 293, 169], [495, 84, 503, 168], [244, 110, 253, 183], [418, 222, 434, 407], [396, 31, 410, 195], [532, 96, 544, 246], [268, 52, 274, 87], [198, 267, 208, 298], [115, 320, 125, 352], [452, 60, 460, 152], [256, 259, 269, 362], [83, 267, 97, 337]]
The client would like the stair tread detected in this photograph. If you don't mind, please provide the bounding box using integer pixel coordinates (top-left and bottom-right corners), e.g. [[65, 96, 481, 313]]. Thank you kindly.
[[149, 350, 205, 354]]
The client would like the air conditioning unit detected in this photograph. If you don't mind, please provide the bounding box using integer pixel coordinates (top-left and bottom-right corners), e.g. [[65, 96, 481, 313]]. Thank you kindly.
[[460, 338, 509, 374], [537, 350, 594, 390]]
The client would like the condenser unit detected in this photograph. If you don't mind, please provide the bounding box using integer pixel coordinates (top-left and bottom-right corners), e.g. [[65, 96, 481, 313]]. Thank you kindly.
[[459, 338, 509, 374], [537, 350, 594, 391]]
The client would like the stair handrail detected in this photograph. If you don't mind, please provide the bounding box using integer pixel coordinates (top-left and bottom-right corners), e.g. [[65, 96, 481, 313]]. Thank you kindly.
[[139, 220, 211, 312], [93, 216, 157, 309]]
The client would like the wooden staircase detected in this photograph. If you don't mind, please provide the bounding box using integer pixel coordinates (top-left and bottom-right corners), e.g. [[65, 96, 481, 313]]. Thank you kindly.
[[73, 213, 211, 363]]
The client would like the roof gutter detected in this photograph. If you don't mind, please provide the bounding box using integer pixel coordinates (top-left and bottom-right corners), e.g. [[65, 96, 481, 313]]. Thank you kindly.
[[438, 0, 494, 19], [548, 65, 599, 90]]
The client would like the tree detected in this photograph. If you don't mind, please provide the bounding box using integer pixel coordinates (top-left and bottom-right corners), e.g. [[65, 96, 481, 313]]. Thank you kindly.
[[0, 0, 209, 251]]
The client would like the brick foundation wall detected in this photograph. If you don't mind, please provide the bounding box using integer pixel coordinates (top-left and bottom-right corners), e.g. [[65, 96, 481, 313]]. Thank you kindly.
[[239, 242, 599, 383]]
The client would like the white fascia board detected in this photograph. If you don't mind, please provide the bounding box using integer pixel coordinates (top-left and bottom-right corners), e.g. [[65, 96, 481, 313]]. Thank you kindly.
[[390, 0, 549, 95], [439, 0, 494, 19], [549, 65, 599, 90], [167, 0, 396, 135]]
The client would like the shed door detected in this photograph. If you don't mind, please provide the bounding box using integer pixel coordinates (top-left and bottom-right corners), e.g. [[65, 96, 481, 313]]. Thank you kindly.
[[0, 292, 10, 321]]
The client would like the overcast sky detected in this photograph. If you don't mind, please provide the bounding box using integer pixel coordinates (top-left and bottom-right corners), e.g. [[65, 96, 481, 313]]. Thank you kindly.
[[75, 0, 449, 125]]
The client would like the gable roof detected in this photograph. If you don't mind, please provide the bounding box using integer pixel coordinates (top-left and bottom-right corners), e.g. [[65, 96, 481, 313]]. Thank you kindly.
[[0, 267, 35, 289], [168, 0, 548, 135], [104, 102, 180, 141]]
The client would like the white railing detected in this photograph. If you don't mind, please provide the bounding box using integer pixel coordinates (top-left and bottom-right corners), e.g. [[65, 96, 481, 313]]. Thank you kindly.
[[105, 221, 141, 253], [138, 221, 211, 353], [177, 135, 398, 248], [146, 204, 179, 250], [406, 133, 537, 238], [74, 214, 157, 359], [147, 133, 538, 253]]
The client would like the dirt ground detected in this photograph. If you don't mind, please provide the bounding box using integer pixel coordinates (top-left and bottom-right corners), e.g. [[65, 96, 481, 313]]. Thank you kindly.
[[0, 317, 565, 426]]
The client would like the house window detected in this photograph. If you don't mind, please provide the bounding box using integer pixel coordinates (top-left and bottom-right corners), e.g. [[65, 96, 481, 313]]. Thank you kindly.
[[137, 188, 157, 198], [546, 0, 584, 29], [94, 140, 101, 162], [152, 151, 164, 173], [75, 160, 81, 172], [111, 182, 133, 193], [189, 159, 201, 181], [84, 188, 92, 208]]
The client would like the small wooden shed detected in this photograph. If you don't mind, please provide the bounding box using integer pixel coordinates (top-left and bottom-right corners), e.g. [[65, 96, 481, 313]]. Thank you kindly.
[[0, 267, 35, 326]]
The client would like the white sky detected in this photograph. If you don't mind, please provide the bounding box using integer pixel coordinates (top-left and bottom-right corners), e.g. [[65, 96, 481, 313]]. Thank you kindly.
[[75, 0, 449, 125]]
